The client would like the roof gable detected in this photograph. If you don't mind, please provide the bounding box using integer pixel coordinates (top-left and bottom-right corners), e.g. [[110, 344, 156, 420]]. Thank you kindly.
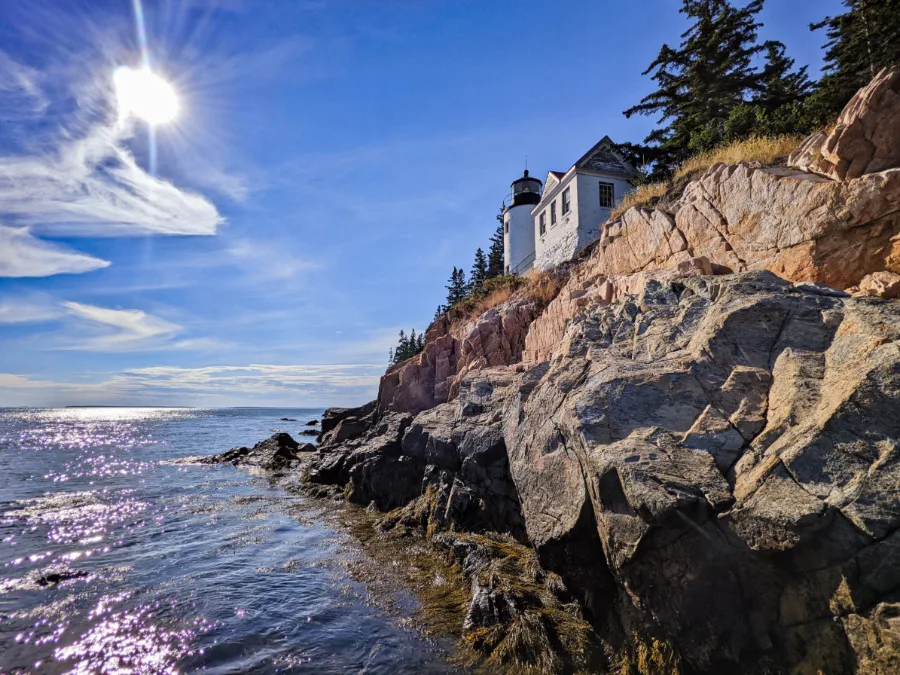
[[543, 171, 565, 194], [574, 135, 636, 178]]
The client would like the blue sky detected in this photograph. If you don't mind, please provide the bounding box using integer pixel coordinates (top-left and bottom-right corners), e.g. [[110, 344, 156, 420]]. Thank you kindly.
[[0, 0, 842, 407]]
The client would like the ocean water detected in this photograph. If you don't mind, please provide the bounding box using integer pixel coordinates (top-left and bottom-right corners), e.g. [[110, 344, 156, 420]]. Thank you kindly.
[[0, 407, 457, 674]]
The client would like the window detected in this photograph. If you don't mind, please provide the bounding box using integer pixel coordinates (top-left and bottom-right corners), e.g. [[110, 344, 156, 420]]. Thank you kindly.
[[504, 219, 509, 233], [599, 182, 614, 208], [539, 212, 546, 236], [505, 264, 510, 274], [550, 201, 557, 226], [561, 188, 571, 215]]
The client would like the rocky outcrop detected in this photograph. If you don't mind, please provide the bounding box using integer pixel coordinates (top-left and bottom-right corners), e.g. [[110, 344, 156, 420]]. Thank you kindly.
[[523, 97, 900, 364], [303, 70, 900, 673], [789, 67, 900, 180], [317, 400, 376, 445], [377, 292, 546, 416], [854, 271, 900, 298], [304, 270, 900, 673], [395, 368, 527, 539], [309, 368, 528, 538], [191, 432, 313, 470], [505, 271, 900, 673]]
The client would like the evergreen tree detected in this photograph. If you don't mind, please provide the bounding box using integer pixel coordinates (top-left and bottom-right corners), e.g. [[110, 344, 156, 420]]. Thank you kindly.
[[808, 0, 900, 125], [433, 304, 447, 321], [445, 266, 468, 307], [623, 0, 769, 175], [724, 40, 814, 139], [388, 347, 393, 364], [487, 212, 505, 279], [470, 248, 488, 289], [390, 328, 425, 364]]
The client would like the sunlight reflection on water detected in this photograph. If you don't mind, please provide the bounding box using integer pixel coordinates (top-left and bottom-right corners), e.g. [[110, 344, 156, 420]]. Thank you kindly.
[[0, 407, 457, 675]]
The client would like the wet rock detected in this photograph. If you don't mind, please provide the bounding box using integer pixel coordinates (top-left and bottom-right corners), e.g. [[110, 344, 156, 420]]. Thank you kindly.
[[279, 417, 297, 422], [202, 432, 302, 470], [305, 420, 319, 426], [299, 429, 318, 436], [35, 569, 90, 586], [464, 579, 518, 630]]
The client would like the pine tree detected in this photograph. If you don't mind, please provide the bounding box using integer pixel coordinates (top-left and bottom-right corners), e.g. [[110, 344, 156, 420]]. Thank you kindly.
[[390, 328, 425, 364], [487, 214, 505, 279], [396, 329, 407, 363], [724, 40, 814, 139], [433, 304, 447, 321], [470, 248, 488, 289], [808, 0, 900, 125], [445, 266, 468, 307], [623, 0, 770, 174]]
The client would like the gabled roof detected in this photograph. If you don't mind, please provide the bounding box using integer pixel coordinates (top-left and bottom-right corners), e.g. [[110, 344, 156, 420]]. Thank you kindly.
[[543, 171, 565, 194], [534, 136, 636, 213], [574, 136, 636, 178]]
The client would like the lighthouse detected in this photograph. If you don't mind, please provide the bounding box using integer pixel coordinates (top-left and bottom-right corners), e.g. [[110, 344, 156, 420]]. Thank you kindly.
[[503, 169, 542, 275]]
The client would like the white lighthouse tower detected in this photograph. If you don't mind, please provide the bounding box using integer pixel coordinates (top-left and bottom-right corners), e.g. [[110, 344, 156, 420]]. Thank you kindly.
[[503, 169, 542, 275]]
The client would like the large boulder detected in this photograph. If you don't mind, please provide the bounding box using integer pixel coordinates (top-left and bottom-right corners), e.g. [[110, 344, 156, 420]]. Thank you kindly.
[[201, 432, 302, 470], [789, 67, 900, 181], [317, 400, 376, 447], [504, 271, 900, 673]]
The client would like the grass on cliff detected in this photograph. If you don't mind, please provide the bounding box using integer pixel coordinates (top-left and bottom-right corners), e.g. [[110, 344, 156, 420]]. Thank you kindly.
[[610, 134, 803, 220], [672, 134, 802, 181], [444, 270, 566, 326]]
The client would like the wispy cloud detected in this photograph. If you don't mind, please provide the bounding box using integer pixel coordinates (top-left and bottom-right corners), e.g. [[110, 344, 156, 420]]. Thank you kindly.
[[0, 122, 223, 237], [0, 225, 110, 277], [0, 363, 382, 407], [0, 52, 49, 121], [0, 296, 62, 324], [59, 301, 183, 351], [0, 47, 224, 279], [110, 363, 381, 394], [225, 238, 322, 282]]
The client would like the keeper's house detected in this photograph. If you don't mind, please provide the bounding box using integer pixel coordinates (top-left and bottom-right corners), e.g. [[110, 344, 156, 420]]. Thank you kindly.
[[502, 136, 636, 275]]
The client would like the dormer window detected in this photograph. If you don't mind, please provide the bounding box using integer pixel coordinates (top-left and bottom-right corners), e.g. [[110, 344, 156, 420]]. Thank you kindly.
[[561, 188, 571, 215], [599, 182, 614, 208], [550, 201, 557, 227]]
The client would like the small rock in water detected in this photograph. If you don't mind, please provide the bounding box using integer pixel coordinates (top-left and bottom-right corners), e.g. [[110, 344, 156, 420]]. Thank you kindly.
[[305, 420, 319, 426], [280, 417, 298, 422]]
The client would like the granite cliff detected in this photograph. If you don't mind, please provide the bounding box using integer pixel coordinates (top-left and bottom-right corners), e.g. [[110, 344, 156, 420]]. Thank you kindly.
[[301, 69, 900, 673]]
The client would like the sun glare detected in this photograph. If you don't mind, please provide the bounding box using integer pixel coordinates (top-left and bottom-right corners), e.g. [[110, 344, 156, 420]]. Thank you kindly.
[[113, 66, 179, 125]]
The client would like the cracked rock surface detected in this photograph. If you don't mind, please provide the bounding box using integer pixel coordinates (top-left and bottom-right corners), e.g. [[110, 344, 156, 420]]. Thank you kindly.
[[505, 270, 900, 673]]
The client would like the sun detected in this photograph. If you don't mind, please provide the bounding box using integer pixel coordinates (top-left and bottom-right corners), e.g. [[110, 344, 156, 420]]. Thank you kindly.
[[113, 66, 179, 125]]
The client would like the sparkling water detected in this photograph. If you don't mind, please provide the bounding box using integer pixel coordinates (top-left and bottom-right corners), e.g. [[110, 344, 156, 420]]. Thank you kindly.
[[0, 407, 456, 674]]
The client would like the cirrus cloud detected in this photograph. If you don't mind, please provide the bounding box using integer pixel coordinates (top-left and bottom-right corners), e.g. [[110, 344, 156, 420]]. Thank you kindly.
[[0, 225, 110, 277]]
